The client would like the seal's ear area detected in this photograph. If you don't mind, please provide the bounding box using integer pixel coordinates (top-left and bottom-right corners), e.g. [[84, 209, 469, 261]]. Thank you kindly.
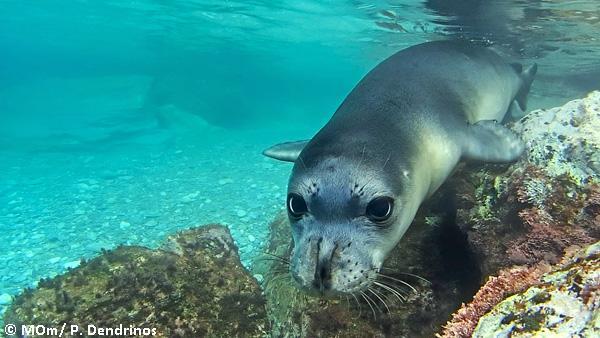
[[262, 140, 309, 162], [461, 120, 525, 163], [511, 62, 538, 111]]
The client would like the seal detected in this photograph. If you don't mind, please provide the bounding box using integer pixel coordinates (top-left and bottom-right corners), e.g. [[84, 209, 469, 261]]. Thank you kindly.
[[263, 40, 537, 296]]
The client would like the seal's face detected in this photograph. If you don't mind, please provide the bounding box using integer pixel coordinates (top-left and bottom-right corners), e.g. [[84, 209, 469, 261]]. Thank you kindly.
[[287, 158, 403, 297]]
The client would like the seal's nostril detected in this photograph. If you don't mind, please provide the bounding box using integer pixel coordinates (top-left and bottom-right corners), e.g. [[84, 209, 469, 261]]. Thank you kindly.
[[314, 258, 332, 291], [319, 264, 328, 281]]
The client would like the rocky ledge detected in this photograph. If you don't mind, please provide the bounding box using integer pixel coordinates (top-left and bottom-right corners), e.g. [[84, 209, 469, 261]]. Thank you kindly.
[[3, 225, 268, 337]]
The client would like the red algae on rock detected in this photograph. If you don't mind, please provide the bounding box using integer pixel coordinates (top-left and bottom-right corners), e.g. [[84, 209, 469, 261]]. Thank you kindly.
[[439, 242, 599, 337]]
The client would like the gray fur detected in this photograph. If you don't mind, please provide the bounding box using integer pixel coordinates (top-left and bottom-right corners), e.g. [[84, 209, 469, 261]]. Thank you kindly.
[[264, 40, 536, 296]]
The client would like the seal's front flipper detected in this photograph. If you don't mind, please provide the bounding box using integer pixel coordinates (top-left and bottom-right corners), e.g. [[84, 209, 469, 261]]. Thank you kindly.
[[262, 140, 309, 162], [503, 100, 525, 123], [461, 120, 525, 163], [511, 62, 538, 111]]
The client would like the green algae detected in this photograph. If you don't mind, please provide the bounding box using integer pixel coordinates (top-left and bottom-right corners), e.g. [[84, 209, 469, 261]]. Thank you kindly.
[[4, 225, 268, 338]]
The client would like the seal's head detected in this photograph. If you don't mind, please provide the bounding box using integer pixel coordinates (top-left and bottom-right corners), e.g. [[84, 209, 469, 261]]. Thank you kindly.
[[286, 155, 413, 297]]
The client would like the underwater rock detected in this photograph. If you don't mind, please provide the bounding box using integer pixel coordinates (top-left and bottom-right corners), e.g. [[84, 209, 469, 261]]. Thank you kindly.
[[436, 92, 600, 337], [450, 162, 599, 278], [439, 242, 599, 337], [513, 90, 600, 184], [447, 92, 600, 278], [475, 242, 598, 337], [4, 224, 268, 338]]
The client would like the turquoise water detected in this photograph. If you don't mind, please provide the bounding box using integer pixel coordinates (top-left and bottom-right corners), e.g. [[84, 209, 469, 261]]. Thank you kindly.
[[1, 0, 599, 320]]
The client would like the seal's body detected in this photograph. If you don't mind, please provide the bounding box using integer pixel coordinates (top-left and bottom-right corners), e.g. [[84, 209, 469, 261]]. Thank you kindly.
[[264, 41, 537, 296]]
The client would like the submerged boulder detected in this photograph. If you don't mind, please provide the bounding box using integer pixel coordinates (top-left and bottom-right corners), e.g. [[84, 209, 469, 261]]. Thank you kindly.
[[440, 242, 599, 337], [472, 242, 599, 337], [449, 92, 600, 278], [513, 91, 600, 184], [4, 225, 268, 338]]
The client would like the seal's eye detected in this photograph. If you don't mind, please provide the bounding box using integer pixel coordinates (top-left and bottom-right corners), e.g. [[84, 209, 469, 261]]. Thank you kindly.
[[366, 196, 394, 223], [287, 193, 308, 219]]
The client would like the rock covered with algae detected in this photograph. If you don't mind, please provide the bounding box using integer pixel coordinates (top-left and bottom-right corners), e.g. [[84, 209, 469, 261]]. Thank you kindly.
[[448, 92, 600, 278], [438, 242, 599, 337], [472, 242, 599, 337], [437, 92, 600, 336], [3, 225, 268, 337], [513, 91, 600, 185]]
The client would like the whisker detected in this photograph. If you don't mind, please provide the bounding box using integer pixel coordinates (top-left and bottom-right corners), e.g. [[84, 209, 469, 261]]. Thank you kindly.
[[366, 290, 383, 314], [351, 292, 362, 317], [373, 281, 406, 303], [363, 290, 383, 317], [360, 291, 377, 319], [345, 295, 351, 312], [356, 144, 367, 173], [298, 155, 307, 170], [378, 268, 431, 284], [381, 152, 391, 171], [400, 272, 431, 284], [368, 287, 390, 314], [358, 176, 376, 194], [377, 274, 418, 294], [255, 257, 290, 266], [259, 252, 291, 264], [270, 266, 290, 273]]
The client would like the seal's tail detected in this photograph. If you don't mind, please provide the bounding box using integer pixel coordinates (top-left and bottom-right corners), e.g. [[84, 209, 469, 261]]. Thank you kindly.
[[511, 63, 538, 111]]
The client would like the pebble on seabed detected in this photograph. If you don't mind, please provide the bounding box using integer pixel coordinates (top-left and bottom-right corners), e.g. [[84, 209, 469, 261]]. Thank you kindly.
[[0, 294, 12, 306]]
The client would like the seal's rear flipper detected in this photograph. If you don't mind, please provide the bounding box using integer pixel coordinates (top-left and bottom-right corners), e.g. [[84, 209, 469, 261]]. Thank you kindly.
[[511, 63, 538, 111], [461, 120, 525, 163], [262, 140, 309, 162]]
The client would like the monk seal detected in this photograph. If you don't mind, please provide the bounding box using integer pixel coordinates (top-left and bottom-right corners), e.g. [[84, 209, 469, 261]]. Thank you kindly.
[[263, 40, 537, 296]]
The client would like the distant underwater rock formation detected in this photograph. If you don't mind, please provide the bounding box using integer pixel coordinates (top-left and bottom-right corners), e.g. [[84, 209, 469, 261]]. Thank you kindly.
[[3, 225, 268, 337]]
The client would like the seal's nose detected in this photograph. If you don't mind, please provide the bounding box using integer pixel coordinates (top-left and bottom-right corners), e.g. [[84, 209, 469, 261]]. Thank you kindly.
[[311, 237, 337, 292], [313, 257, 332, 291]]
